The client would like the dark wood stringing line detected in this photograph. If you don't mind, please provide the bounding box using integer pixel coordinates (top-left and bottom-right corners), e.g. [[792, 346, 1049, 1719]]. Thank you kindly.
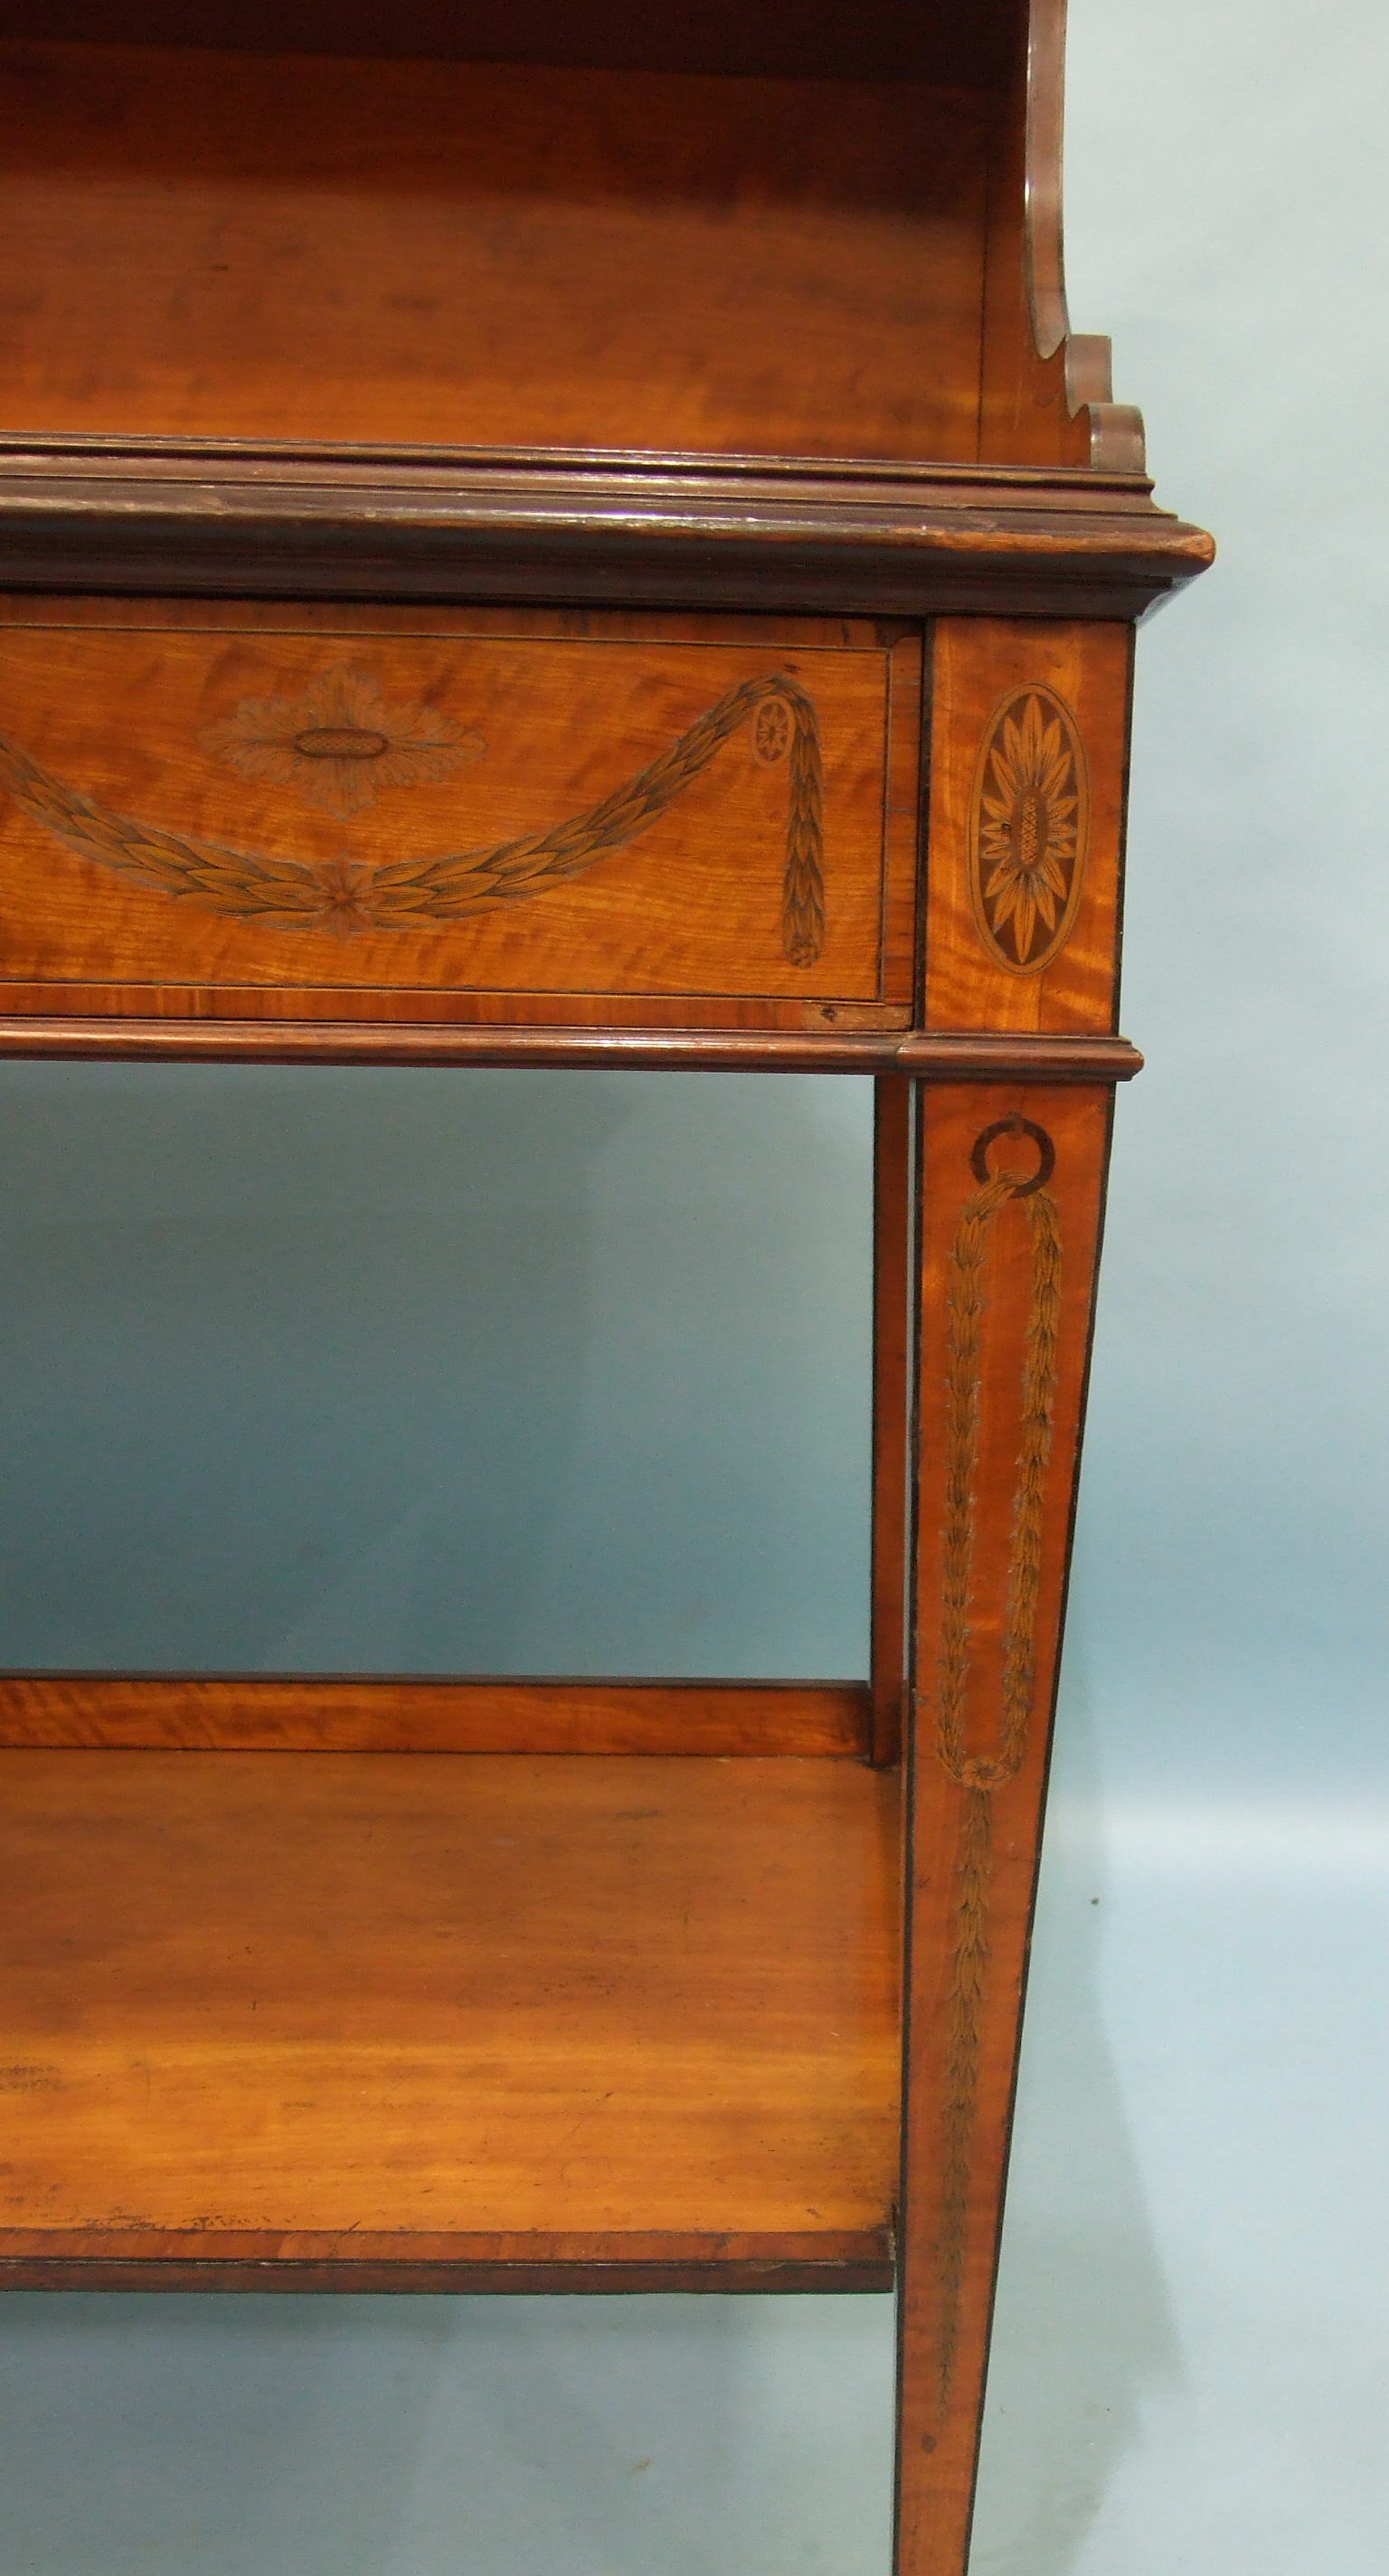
[[0, 2250, 896, 2297]]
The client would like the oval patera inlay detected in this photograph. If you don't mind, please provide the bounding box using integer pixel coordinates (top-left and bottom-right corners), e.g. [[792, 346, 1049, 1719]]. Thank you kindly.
[[968, 683, 1090, 974], [292, 724, 390, 762], [200, 663, 484, 819]]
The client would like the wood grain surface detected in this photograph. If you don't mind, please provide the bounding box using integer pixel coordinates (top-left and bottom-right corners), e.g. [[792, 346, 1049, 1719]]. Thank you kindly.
[[0, 1675, 870, 1757], [0, 39, 991, 462], [0, 601, 914, 1020], [0, 8, 1212, 2560], [895, 1080, 1113, 2573], [923, 619, 1133, 1033], [0, 1750, 902, 2273]]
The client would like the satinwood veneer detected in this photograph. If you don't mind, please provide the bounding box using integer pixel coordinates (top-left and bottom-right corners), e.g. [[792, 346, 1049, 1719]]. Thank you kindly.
[[0, 5, 1208, 2570]]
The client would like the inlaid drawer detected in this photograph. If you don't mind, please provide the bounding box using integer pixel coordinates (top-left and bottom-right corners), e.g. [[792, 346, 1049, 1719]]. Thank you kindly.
[[0, 601, 921, 1033]]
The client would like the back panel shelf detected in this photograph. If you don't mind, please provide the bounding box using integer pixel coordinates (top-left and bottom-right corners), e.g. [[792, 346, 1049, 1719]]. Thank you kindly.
[[0, 36, 990, 463]]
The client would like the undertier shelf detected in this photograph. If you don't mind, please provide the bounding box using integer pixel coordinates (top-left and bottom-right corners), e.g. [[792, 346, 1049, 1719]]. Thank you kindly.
[[0, 1749, 901, 2290]]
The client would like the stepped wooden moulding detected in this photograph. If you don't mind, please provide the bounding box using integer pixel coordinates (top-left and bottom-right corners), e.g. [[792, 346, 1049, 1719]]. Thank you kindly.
[[0, 5, 1210, 2571]]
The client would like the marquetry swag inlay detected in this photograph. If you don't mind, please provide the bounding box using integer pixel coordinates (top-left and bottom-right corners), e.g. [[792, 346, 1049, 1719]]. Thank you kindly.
[[0, 666, 827, 963]]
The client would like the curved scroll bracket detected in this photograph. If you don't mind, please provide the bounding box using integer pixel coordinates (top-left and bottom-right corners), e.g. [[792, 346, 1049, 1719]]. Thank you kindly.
[[985, 0, 1148, 473]]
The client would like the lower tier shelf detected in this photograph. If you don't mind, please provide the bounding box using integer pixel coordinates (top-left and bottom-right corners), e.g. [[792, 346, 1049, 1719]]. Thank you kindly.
[[0, 1750, 901, 2291]]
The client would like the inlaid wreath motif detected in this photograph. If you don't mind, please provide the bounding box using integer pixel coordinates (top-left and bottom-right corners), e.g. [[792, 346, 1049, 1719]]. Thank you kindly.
[[0, 668, 825, 963], [968, 685, 1089, 973]]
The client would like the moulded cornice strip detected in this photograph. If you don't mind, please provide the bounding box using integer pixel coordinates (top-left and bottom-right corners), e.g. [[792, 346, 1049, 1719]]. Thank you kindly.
[[0, 441, 1214, 613]]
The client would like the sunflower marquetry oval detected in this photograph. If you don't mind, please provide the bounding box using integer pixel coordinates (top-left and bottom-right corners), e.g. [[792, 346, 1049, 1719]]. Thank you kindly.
[[968, 685, 1090, 975]]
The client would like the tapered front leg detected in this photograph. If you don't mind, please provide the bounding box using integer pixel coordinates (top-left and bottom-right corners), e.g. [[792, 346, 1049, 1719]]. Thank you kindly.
[[893, 1079, 1114, 2573]]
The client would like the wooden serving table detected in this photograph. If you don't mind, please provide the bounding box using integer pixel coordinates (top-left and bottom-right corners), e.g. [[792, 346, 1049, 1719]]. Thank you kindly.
[[0, 5, 1210, 2567]]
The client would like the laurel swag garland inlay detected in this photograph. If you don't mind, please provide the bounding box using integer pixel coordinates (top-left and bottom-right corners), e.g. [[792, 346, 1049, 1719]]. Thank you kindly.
[[0, 669, 826, 963], [930, 1115, 1063, 2410]]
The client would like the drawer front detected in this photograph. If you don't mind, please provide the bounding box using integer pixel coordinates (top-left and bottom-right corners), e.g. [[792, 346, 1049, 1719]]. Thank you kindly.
[[0, 603, 920, 1029]]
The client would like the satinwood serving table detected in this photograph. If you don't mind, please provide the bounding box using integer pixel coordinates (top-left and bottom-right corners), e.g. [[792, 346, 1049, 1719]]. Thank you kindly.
[[0, 5, 1210, 2567]]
